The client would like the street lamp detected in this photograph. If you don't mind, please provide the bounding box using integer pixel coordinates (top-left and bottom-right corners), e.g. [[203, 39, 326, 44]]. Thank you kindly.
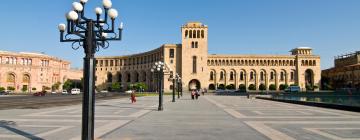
[[168, 71, 177, 102], [58, 0, 123, 140], [151, 61, 165, 111], [174, 73, 181, 99]]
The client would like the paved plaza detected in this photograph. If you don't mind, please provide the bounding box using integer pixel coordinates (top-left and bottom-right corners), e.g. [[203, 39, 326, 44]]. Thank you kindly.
[[0, 94, 360, 140]]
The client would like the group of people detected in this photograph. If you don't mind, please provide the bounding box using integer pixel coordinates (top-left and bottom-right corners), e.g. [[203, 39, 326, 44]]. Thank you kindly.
[[191, 88, 207, 100]]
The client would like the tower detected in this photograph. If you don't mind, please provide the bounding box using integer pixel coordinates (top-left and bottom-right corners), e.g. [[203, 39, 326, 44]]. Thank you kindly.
[[181, 22, 208, 91]]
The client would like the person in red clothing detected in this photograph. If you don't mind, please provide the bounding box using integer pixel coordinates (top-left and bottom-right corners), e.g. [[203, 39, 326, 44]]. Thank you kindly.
[[131, 91, 136, 103]]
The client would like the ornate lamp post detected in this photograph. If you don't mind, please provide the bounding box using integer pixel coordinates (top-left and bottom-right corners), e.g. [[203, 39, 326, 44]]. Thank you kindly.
[[169, 72, 178, 102], [151, 61, 165, 111], [175, 74, 181, 99], [58, 0, 123, 139]]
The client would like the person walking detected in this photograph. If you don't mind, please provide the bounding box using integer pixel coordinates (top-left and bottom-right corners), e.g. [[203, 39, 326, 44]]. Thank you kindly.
[[201, 88, 205, 96], [131, 91, 136, 103], [191, 90, 195, 100], [195, 90, 200, 100]]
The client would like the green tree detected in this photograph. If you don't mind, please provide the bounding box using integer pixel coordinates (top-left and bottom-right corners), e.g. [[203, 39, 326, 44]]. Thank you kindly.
[[0, 87, 5, 92], [63, 80, 73, 91], [134, 82, 148, 91], [7, 86, 15, 91], [21, 86, 28, 92], [218, 84, 225, 90], [52, 82, 61, 91], [279, 84, 289, 90], [259, 84, 266, 91], [269, 84, 276, 91], [111, 82, 122, 92], [226, 84, 235, 90], [248, 84, 256, 90], [238, 84, 246, 91]]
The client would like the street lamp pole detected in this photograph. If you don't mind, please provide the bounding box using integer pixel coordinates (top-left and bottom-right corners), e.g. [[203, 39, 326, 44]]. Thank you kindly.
[[172, 76, 176, 102], [58, 0, 123, 139], [151, 61, 165, 111]]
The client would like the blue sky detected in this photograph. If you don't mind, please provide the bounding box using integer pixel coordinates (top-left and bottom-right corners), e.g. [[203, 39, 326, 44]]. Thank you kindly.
[[0, 0, 359, 69]]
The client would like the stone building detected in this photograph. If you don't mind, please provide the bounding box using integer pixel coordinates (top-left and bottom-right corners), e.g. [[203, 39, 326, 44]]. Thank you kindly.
[[0, 51, 83, 92], [322, 51, 360, 89], [95, 22, 321, 92]]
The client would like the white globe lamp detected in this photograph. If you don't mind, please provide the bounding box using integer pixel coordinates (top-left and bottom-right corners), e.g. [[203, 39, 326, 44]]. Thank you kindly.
[[73, 2, 84, 12], [67, 11, 79, 21], [103, 0, 112, 9], [95, 7, 103, 15], [58, 24, 66, 32], [108, 9, 118, 19]]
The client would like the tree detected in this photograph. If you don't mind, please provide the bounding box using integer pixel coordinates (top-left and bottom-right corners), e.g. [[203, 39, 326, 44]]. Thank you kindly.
[[7, 86, 15, 91], [269, 84, 276, 91], [63, 80, 73, 91], [279, 84, 289, 90], [238, 84, 246, 91], [111, 82, 121, 92], [259, 84, 266, 91], [52, 82, 61, 91], [226, 84, 235, 90], [248, 84, 256, 90], [0, 87, 5, 92], [134, 82, 148, 91], [218, 84, 225, 90], [21, 86, 28, 92]]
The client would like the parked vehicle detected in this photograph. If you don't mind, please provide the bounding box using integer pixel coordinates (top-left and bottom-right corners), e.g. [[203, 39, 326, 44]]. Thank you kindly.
[[125, 90, 133, 94], [100, 90, 109, 93], [62, 90, 68, 95], [71, 88, 81, 95], [33, 91, 47, 96], [285, 86, 300, 93]]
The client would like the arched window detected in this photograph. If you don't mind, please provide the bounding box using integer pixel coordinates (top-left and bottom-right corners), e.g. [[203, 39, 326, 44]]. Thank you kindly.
[[197, 30, 201, 38], [193, 30, 196, 38], [189, 30, 193, 38], [230, 71, 234, 80], [260, 71, 264, 81], [23, 74, 30, 83], [270, 71, 275, 80], [280, 71, 285, 81], [240, 72, 244, 81], [290, 71, 295, 81], [118, 73, 122, 82], [192, 56, 197, 73], [185, 30, 188, 38], [220, 71, 224, 80], [195, 42, 198, 48], [201, 30, 204, 38], [250, 71, 255, 80], [127, 73, 131, 82], [7, 73, 15, 83], [191, 42, 194, 48], [210, 71, 214, 80]]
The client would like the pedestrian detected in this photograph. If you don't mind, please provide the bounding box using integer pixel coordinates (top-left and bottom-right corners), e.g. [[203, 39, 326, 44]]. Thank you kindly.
[[131, 91, 136, 103], [191, 90, 195, 100], [201, 88, 205, 96], [195, 90, 200, 100]]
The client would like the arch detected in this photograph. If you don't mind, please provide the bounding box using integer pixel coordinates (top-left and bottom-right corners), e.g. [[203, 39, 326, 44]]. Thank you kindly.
[[135, 72, 140, 82], [193, 30, 196, 39], [126, 72, 131, 82], [230, 71, 235, 81], [201, 30, 205, 38], [5, 72, 16, 84], [280, 69, 286, 81], [305, 69, 314, 87], [259, 69, 266, 82], [249, 69, 256, 80], [197, 30, 201, 38], [22, 73, 31, 83], [209, 70, 216, 80], [107, 72, 113, 83], [185, 30, 188, 38], [290, 70, 296, 81], [313, 60, 316, 66], [239, 69, 246, 81], [116, 72, 122, 82], [189, 30, 193, 38], [220, 70, 226, 81], [208, 84, 215, 90], [270, 69, 276, 80], [188, 79, 201, 90]]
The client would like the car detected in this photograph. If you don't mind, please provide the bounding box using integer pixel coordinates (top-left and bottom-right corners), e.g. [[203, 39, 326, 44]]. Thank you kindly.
[[71, 88, 81, 95], [125, 90, 133, 94], [285, 86, 300, 93], [33, 91, 46, 96], [62, 90, 68, 94], [51, 91, 57, 94], [100, 90, 109, 93]]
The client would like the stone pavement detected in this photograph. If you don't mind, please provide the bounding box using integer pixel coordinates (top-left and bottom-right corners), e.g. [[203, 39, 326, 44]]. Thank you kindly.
[[1, 94, 360, 140]]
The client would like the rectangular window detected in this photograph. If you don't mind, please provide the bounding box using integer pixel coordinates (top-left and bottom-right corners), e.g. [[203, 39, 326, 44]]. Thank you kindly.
[[169, 49, 174, 58], [193, 56, 197, 73]]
